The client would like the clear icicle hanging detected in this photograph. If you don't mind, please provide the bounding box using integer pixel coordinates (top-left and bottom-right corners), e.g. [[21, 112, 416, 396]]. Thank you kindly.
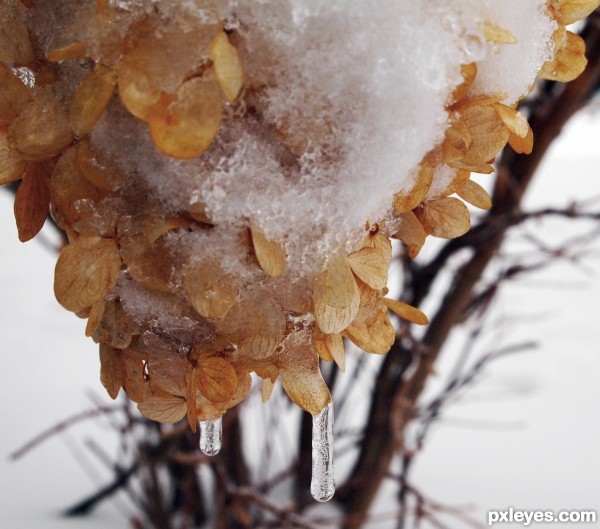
[[199, 417, 223, 456], [311, 402, 335, 502]]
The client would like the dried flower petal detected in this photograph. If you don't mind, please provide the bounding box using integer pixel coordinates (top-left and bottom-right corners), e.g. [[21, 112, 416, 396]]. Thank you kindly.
[[54, 236, 121, 313], [457, 105, 509, 168], [384, 298, 429, 325], [313, 256, 360, 334], [344, 304, 395, 355], [210, 30, 244, 102], [420, 197, 471, 239], [0, 131, 26, 185], [314, 330, 345, 371], [47, 42, 88, 63], [347, 233, 392, 290], [70, 65, 117, 138], [138, 394, 187, 423], [457, 179, 492, 210], [250, 225, 286, 278], [196, 356, 238, 403], [393, 165, 434, 213], [0, 63, 31, 126], [556, 0, 600, 25], [183, 259, 239, 319], [0, 13, 34, 65], [7, 96, 73, 162], [148, 77, 223, 159], [540, 31, 587, 83], [100, 343, 124, 399], [14, 162, 50, 242], [480, 21, 518, 44], [392, 211, 427, 258]]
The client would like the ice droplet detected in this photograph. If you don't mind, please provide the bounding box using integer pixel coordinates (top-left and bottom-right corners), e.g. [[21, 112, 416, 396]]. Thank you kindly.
[[199, 417, 222, 456], [311, 402, 335, 502], [461, 31, 488, 62]]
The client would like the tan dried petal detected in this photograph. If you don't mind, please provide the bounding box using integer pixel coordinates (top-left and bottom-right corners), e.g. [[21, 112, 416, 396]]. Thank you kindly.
[[210, 30, 244, 102], [508, 122, 534, 155], [183, 259, 239, 319], [392, 211, 427, 259], [355, 276, 382, 308], [313, 255, 360, 334], [70, 65, 117, 138], [0, 14, 34, 65], [250, 225, 286, 278], [196, 356, 238, 403], [54, 236, 121, 313], [14, 163, 50, 242], [344, 305, 395, 355], [393, 165, 434, 213], [7, 97, 73, 162], [85, 298, 107, 337], [453, 105, 509, 169], [314, 329, 345, 371], [279, 337, 331, 416], [557, 0, 600, 25], [92, 298, 137, 349], [347, 233, 392, 290], [122, 349, 146, 403], [99, 343, 124, 399], [540, 31, 587, 83], [148, 77, 223, 160], [0, 131, 26, 185], [457, 179, 493, 210], [493, 104, 529, 138], [384, 298, 429, 325], [480, 21, 518, 44], [47, 42, 88, 63], [76, 137, 124, 192], [138, 394, 187, 423], [442, 120, 472, 165], [0, 63, 31, 126], [420, 197, 471, 239], [450, 62, 477, 104], [261, 377, 275, 403]]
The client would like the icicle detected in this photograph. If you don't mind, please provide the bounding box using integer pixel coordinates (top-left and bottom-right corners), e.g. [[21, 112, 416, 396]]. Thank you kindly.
[[311, 402, 335, 502], [199, 417, 222, 456]]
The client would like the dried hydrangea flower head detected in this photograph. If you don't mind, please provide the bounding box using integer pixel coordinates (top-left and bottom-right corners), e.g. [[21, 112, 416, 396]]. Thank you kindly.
[[1, 0, 597, 501]]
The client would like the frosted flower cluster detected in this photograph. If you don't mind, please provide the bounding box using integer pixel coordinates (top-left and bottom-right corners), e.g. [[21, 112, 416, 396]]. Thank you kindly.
[[1, 0, 595, 501]]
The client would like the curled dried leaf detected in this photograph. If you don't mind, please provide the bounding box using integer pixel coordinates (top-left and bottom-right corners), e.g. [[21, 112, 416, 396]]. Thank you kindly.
[[313, 255, 360, 334], [70, 65, 117, 138], [384, 298, 429, 325], [14, 162, 50, 242], [540, 31, 587, 83], [457, 179, 492, 210], [210, 30, 244, 102], [196, 356, 238, 403], [420, 197, 471, 239], [347, 233, 392, 290], [250, 225, 286, 278], [54, 236, 121, 313], [0, 63, 31, 126], [183, 259, 239, 319], [85, 298, 107, 337], [148, 77, 223, 159]]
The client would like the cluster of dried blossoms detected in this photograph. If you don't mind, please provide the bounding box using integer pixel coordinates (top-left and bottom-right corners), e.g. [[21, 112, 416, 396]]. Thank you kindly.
[[0, 0, 597, 499]]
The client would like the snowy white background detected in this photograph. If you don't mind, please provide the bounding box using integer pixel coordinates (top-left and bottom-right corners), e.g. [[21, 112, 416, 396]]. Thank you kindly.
[[1, 110, 600, 528]]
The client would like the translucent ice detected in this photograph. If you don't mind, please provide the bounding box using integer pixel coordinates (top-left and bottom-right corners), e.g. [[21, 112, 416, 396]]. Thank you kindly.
[[311, 402, 335, 502], [199, 417, 223, 456]]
